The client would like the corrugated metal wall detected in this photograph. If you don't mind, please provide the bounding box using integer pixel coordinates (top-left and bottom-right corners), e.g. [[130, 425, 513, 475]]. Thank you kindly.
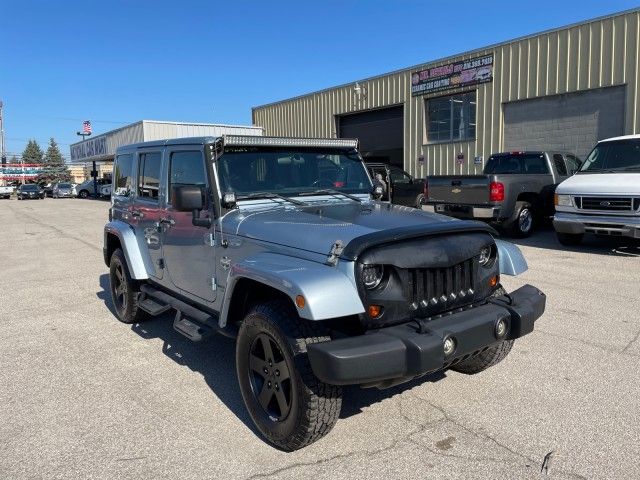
[[252, 9, 640, 177]]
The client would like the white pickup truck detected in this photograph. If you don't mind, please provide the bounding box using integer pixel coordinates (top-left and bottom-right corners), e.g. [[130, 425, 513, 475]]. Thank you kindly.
[[553, 134, 640, 245], [0, 186, 14, 199]]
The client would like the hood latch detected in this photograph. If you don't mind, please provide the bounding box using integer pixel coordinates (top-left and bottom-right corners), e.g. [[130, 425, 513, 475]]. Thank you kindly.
[[326, 240, 344, 267]]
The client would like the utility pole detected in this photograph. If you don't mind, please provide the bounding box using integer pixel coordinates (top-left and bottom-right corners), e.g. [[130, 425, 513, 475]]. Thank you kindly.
[[0, 100, 5, 186]]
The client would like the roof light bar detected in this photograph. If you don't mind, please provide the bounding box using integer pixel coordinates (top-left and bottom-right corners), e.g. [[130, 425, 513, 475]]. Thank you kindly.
[[222, 135, 358, 149]]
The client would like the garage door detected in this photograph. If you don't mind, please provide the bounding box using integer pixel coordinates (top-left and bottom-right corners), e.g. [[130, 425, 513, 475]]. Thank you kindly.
[[503, 86, 625, 160], [338, 106, 404, 167]]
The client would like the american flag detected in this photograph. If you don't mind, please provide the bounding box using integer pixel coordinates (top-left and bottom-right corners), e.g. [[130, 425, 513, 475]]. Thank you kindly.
[[82, 120, 92, 134]]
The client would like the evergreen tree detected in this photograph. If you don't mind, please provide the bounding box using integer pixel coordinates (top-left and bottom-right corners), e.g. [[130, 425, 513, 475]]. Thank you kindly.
[[37, 138, 71, 184], [21, 139, 44, 164]]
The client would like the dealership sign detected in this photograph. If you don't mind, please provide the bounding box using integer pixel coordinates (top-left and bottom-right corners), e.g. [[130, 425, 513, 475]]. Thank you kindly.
[[411, 54, 494, 96], [70, 135, 107, 161]]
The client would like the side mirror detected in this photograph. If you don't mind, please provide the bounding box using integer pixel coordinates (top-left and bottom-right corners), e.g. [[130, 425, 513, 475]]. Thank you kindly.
[[173, 185, 211, 228], [173, 185, 204, 211]]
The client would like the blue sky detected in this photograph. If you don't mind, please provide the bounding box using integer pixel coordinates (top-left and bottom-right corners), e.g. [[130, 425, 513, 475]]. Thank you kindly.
[[2, 0, 639, 159]]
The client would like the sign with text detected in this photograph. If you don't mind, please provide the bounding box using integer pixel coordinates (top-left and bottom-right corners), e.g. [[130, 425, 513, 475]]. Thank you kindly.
[[70, 136, 107, 161], [411, 54, 494, 96]]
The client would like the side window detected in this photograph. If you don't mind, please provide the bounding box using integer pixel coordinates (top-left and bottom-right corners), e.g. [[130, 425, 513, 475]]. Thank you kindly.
[[565, 154, 581, 175], [389, 167, 411, 184], [522, 156, 549, 174], [137, 152, 162, 201], [113, 153, 133, 196], [168, 151, 206, 204], [553, 154, 568, 176]]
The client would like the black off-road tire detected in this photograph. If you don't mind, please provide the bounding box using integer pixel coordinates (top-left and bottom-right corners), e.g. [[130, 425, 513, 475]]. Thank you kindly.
[[452, 286, 514, 375], [108, 248, 148, 324], [415, 193, 425, 209], [236, 300, 342, 451], [509, 201, 535, 238], [556, 231, 583, 246]]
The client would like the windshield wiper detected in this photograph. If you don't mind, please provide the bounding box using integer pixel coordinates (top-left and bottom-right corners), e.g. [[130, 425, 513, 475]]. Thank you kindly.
[[236, 192, 308, 206], [298, 189, 362, 202]]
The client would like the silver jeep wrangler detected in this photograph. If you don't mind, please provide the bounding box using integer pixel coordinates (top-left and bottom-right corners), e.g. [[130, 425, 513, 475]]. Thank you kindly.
[[103, 135, 546, 450]]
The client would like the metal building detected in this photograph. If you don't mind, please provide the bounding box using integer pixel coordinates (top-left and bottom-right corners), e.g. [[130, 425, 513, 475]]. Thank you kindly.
[[252, 8, 640, 176], [69, 120, 264, 164]]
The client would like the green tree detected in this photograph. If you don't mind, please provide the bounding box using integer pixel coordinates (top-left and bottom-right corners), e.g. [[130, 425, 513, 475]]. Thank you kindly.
[[21, 139, 44, 164], [37, 138, 71, 184]]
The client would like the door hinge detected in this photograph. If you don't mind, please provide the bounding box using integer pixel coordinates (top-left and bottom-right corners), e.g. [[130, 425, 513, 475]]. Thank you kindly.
[[207, 232, 215, 247], [157, 258, 165, 269], [210, 277, 217, 291]]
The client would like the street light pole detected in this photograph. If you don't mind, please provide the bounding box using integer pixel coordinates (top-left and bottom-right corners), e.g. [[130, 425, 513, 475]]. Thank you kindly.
[[76, 127, 97, 198]]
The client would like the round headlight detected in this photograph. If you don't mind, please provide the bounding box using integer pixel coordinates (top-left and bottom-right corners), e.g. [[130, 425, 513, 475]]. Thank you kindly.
[[361, 265, 384, 289], [479, 245, 494, 267]]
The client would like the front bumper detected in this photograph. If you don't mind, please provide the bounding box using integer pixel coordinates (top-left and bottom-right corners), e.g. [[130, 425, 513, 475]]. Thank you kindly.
[[554, 212, 640, 238], [422, 203, 501, 220], [307, 284, 545, 386]]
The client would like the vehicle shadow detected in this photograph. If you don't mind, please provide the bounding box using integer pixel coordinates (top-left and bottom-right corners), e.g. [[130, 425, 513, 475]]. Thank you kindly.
[[501, 224, 640, 257], [97, 274, 450, 436]]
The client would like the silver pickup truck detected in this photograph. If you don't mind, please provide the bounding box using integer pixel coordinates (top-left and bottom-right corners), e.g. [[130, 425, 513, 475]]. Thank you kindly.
[[103, 135, 546, 450], [423, 151, 581, 236], [0, 186, 14, 199]]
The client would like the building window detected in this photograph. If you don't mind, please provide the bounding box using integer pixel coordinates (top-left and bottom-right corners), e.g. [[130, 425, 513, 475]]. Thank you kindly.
[[426, 92, 476, 143]]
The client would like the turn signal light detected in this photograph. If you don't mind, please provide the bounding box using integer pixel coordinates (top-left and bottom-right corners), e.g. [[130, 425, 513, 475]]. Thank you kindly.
[[368, 305, 383, 318], [295, 295, 306, 309], [489, 275, 499, 288]]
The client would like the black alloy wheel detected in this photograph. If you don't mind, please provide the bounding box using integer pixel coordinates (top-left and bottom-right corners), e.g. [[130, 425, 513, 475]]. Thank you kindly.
[[248, 333, 292, 421], [112, 262, 128, 313]]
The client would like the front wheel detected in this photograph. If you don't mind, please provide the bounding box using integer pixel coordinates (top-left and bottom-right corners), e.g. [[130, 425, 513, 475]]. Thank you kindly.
[[556, 232, 583, 246], [452, 286, 514, 375], [236, 300, 342, 451], [78, 190, 89, 199]]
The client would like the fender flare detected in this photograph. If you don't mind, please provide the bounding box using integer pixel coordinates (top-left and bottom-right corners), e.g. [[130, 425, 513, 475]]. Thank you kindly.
[[496, 239, 528, 276], [219, 252, 365, 327], [104, 221, 150, 280]]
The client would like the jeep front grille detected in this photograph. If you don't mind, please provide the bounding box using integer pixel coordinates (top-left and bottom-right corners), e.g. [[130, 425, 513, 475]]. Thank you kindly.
[[576, 196, 636, 212], [405, 258, 476, 313]]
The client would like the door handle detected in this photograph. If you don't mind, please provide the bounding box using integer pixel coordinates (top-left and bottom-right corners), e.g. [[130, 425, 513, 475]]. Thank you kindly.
[[131, 210, 143, 218], [159, 217, 175, 226]]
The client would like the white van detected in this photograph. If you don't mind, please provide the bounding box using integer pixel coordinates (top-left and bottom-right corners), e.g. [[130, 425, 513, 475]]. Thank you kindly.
[[553, 135, 640, 245]]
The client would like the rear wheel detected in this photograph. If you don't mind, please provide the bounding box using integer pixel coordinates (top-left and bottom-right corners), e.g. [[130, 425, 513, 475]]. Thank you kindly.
[[509, 201, 534, 237], [236, 300, 342, 451], [556, 232, 583, 246], [78, 190, 89, 199], [109, 248, 147, 324], [415, 193, 425, 209], [451, 287, 514, 375]]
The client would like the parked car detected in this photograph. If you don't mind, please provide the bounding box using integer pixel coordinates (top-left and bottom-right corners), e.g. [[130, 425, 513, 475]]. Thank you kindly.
[[553, 135, 640, 245], [0, 185, 14, 199], [76, 177, 111, 198], [99, 184, 112, 198], [103, 135, 545, 450], [365, 162, 425, 208], [423, 151, 581, 237], [16, 184, 44, 200], [52, 182, 74, 198], [41, 183, 54, 198]]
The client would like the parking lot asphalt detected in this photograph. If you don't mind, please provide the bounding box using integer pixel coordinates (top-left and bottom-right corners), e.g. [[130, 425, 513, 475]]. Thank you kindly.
[[1, 198, 639, 480]]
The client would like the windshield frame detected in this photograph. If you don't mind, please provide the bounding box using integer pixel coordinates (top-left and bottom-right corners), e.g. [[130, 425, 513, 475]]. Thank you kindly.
[[215, 146, 373, 200], [578, 139, 640, 173]]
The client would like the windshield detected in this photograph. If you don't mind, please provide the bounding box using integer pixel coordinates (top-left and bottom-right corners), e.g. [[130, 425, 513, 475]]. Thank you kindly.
[[58, 183, 71, 188], [484, 154, 548, 174], [22, 184, 38, 191], [217, 147, 372, 197], [579, 140, 640, 172]]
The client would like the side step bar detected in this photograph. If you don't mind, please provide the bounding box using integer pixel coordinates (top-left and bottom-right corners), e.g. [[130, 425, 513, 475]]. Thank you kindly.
[[139, 284, 236, 341]]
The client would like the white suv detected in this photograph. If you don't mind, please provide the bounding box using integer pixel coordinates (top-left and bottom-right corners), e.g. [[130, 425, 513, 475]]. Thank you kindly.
[[553, 135, 640, 245]]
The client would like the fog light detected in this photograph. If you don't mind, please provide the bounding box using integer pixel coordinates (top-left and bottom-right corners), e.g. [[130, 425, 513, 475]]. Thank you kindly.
[[495, 318, 508, 339], [368, 305, 383, 318], [443, 337, 456, 356]]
